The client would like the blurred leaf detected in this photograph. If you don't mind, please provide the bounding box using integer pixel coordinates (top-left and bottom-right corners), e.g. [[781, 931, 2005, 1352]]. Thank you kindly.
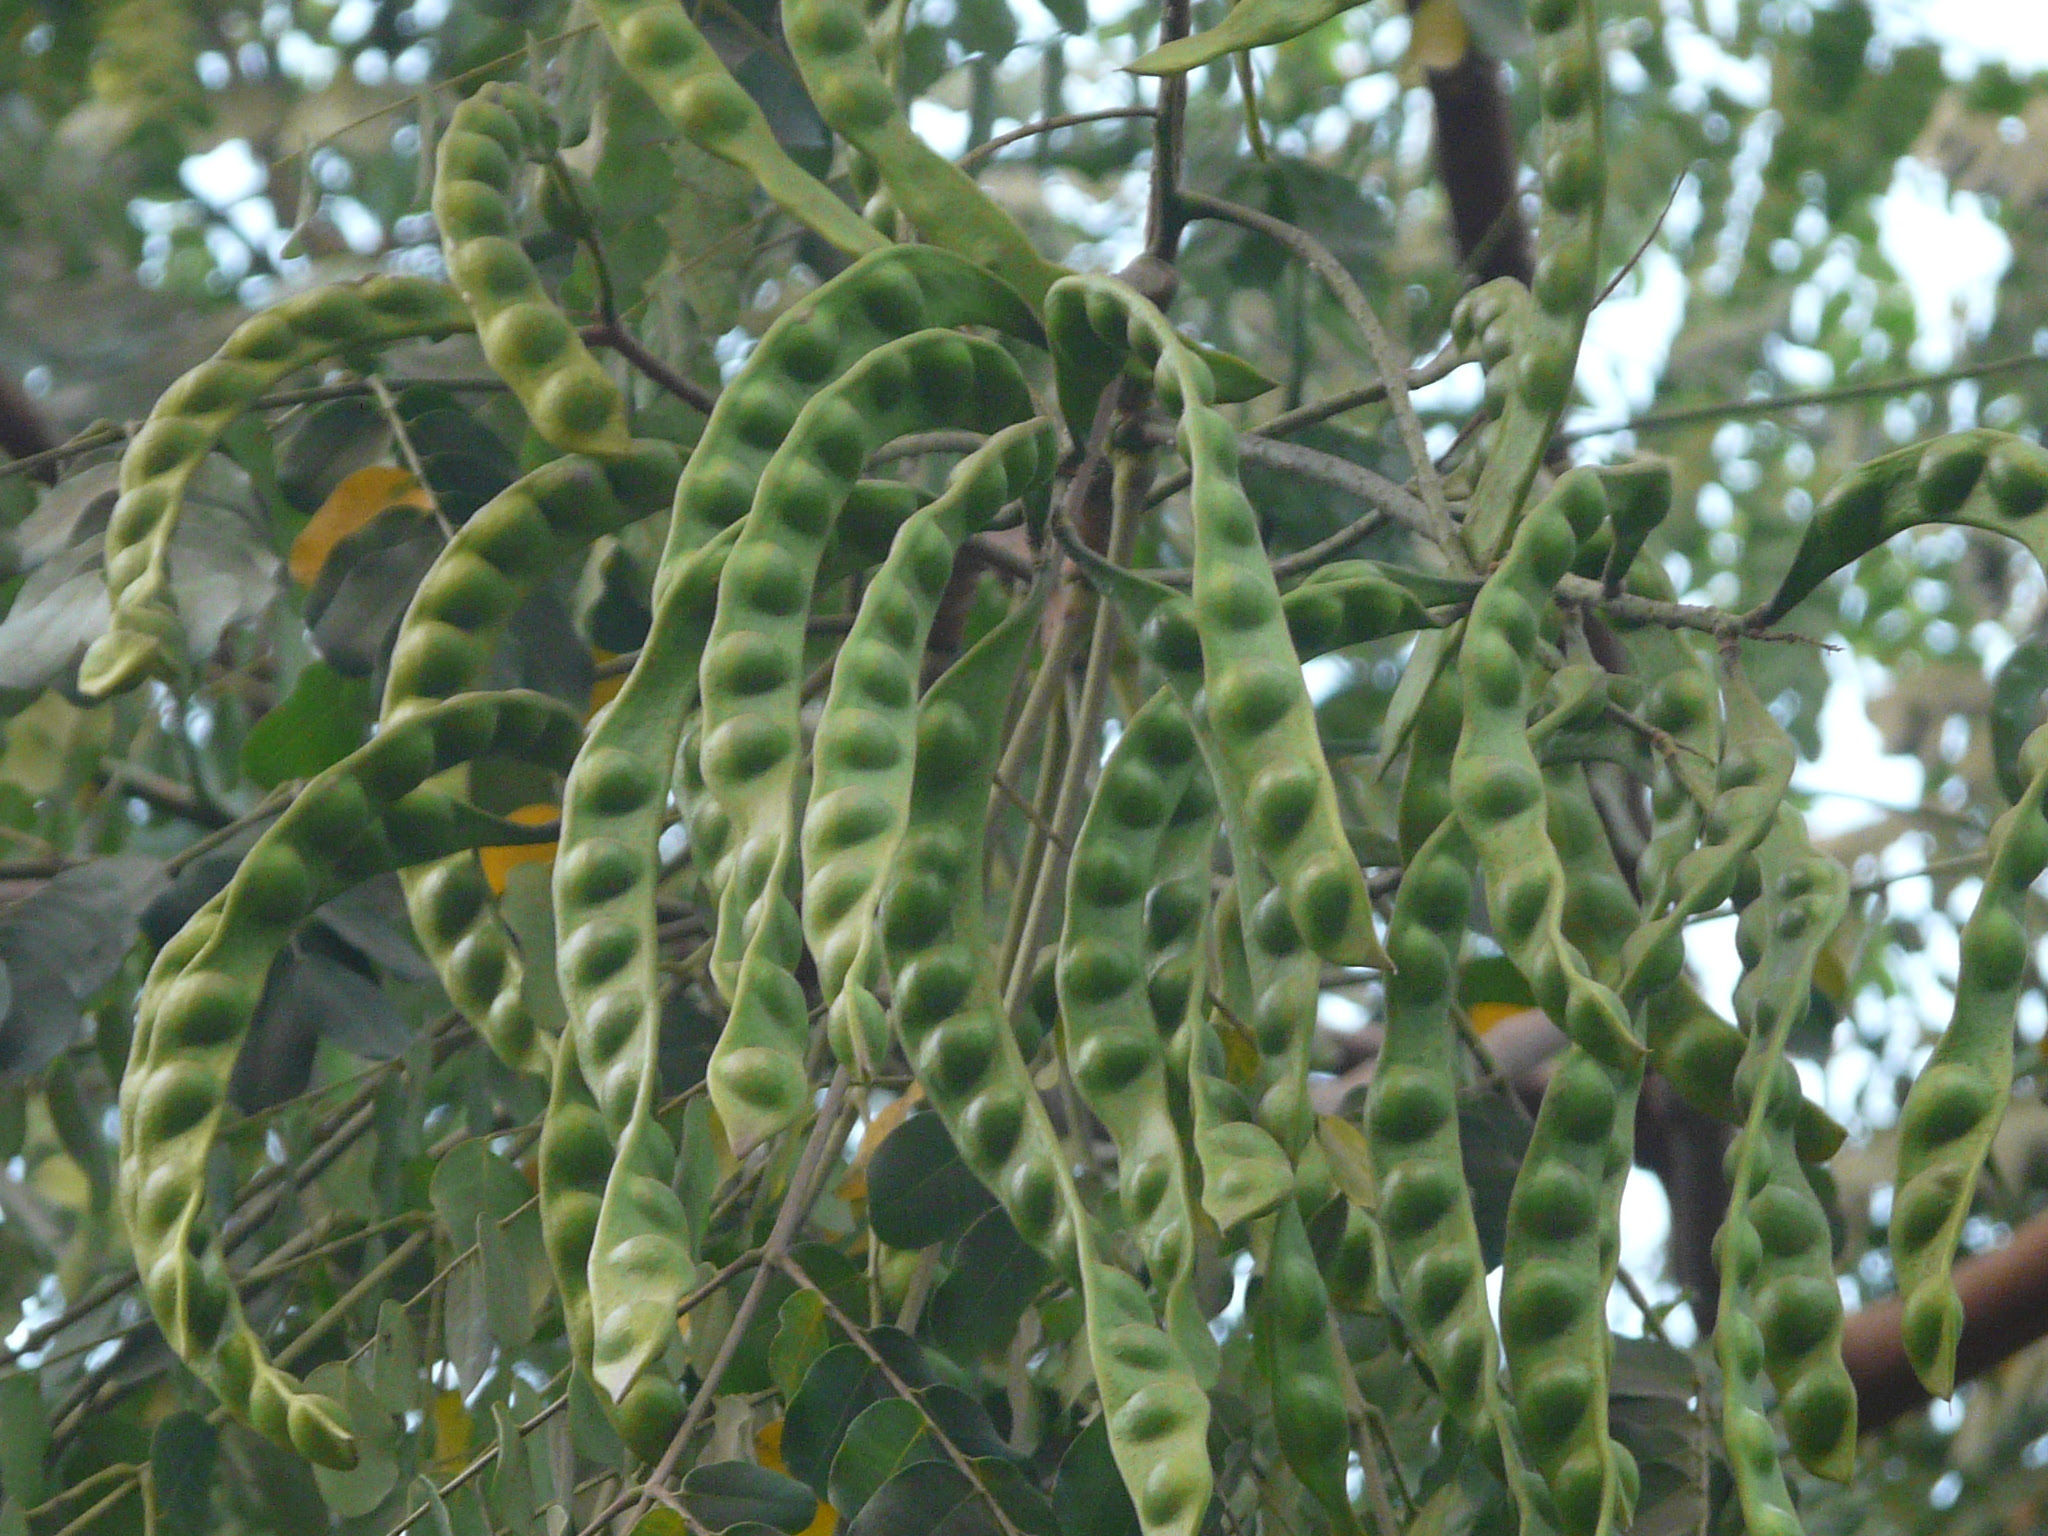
[[275, 943, 415, 1061], [278, 398, 391, 514], [0, 541, 107, 692], [304, 511, 441, 678], [781, 1331, 932, 1496], [928, 1208, 1047, 1361], [369, 1300, 421, 1415], [149, 1411, 217, 1536], [0, 1374, 49, 1508], [828, 1398, 934, 1524], [0, 855, 160, 1073], [312, 875, 437, 983], [291, 466, 432, 588], [1052, 1416, 1138, 1536], [487, 1403, 537, 1536], [867, 1112, 996, 1250], [308, 1365, 398, 1519], [770, 1290, 836, 1401], [845, 1459, 1057, 1536], [681, 1461, 821, 1534], [1458, 1090, 1530, 1270], [476, 1211, 533, 1351], [240, 660, 371, 788]]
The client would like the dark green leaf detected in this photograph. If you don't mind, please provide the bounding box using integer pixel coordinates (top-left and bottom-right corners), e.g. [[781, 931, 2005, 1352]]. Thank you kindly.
[[827, 1398, 935, 1523], [867, 1113, 996, 1250], [241, 661, 371, 788], [279, 398, 390, 514], [681, 1461, 821, 1533], [149, 1411, 217, 1536], [0, 1373, 48, 1508], [1457, 1090, 1531, 1270], [845, 1459, 1057, 1536], [780, 1331, 932, 1495], [929, 1208, 1048, 1361], [1052, 1416, 1138, 1536], [488, 1403, 537, 1536]]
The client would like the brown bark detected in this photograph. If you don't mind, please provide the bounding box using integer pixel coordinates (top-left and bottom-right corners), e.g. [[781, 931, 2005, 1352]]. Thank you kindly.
[[1846, 1208, 2048, 1433], [1422, 47, 1532, 286]]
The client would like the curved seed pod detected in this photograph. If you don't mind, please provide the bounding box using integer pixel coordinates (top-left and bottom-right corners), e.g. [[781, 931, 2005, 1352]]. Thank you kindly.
[[1451, 469, 1640, 1071], [818, 479, 933, 588], [1595, 459, 1674, 593], [1617, 656, 1795, 1007], [1292, 557, 1482, 608], [1452, 0, 1605, 562], [552, 243, 1043, 1177], [1367, 818, 1500, 1430], [434, 81, 632, 456], [592, 0, 887, 259], [1542, 747, 1848, 1161], [698, 333, 1035, 1151], [118, 690, 584, 1467], [81, 275, 473, 698], [1891, 725, 2048, 1397], [883, 585, 1078, 1267], [1278, 574, 1437, 660], [884, 587, 1214, 1536], [552, 521, 736, 1404], [1145, 769, 1219, 1096], [1499, 1044, 1642, 1536], [1047, 273, 1384, 970], [384, 448, 683, 1077], [804, 421, 1057, 1071], [1074, 1217, 1216, 1536], [1131, 0, 1355, 75], [782, 0, 1066, 306], [1756, 429, 2048, 624], [1218, 827, 1325, 1158], [1256, 1198, 1363, 1535], [1058, 688, 1215, 1377], [1720, 807, 1855, 1490]]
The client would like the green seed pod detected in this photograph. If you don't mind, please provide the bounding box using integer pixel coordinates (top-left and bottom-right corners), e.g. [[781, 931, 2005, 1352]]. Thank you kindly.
[[435, 82, 633, 457], [1717, 806, 1856, 1522], [1595, 458, 1674, 593], [804, 420, 1057, 1073], [547, 250, 1044, 1409], [1454, 0, 1605, 565], [117, 690, 582, 1467], [1047, 273, 1384, 973], [1256, 1199, 1363, 1535], [697, 331, 1035, 1154], [1499, 1044, 1640, 1536], [592, 0, 887, 258], [1618, 656, 1794, 1007], [380, 448, 682, 1078], [80, 276, 474, 698], [1451, 471, 1641, 1074], [1757, 430, 2048, 624], [1891, 724, 2048, 1397], [783, 0, 1066, 305], [1059, 687, 1216, 1380]]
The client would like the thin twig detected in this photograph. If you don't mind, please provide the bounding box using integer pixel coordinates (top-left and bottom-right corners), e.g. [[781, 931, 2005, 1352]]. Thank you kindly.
[[781, 1252, 1028, 1536], [1561, 352, 2048, 443], [1593, 167, 1689, 310], [958, 108, 1156, 170], [1176, 189, 1462, 564], [583, 322, 718, 415]]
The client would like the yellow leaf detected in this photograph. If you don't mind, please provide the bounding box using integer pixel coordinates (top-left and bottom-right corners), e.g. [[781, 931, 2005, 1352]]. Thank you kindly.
[[480, 804, 560, 895], [290, 465, 432, 587], [1317, 1114, 1377, 1208], [1469, 1001, 1532, 1035], [755, 1424, 837, 1536], [429, 1389, 472, 1473], [1406, 0, 1469, 74], [589, 651, 626, 715]]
